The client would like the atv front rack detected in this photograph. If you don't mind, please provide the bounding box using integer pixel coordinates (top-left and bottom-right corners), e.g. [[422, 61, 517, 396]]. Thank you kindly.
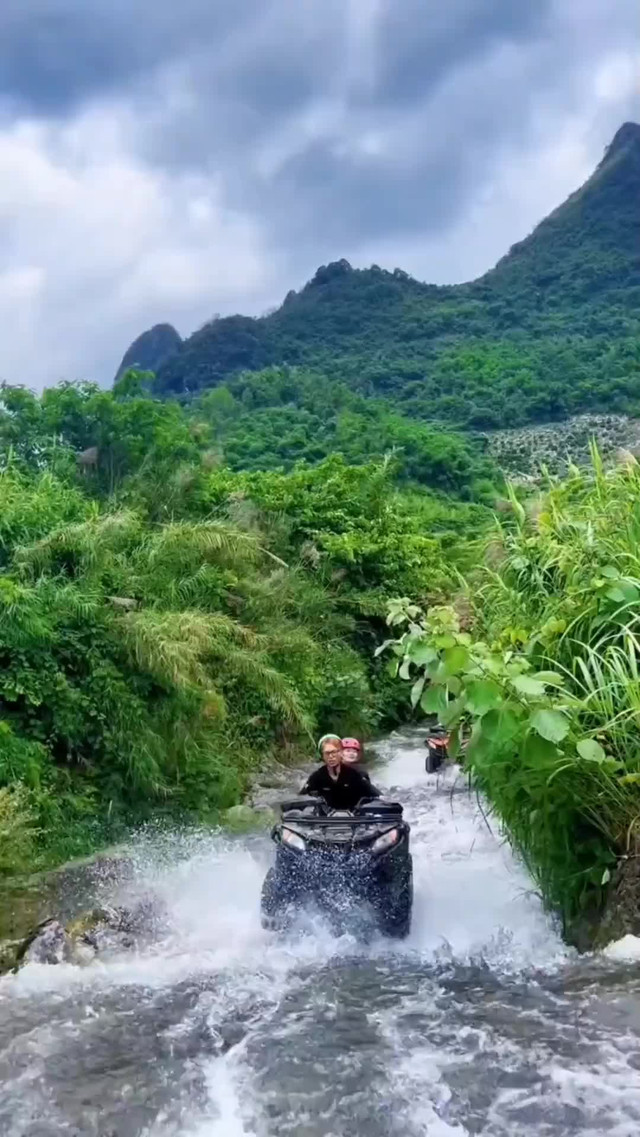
[[280, 815, 402, 828], [279, 796, 403, 816]]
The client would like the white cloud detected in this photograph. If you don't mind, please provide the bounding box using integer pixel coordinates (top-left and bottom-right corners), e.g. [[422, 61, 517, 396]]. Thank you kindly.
[[352, 45, 640, 283], [0, 107, 276, 388], [0, 0, 637, 389]]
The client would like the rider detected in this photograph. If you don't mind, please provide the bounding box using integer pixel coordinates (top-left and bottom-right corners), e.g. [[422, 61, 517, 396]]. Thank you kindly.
[[300, 734, 381, 811]]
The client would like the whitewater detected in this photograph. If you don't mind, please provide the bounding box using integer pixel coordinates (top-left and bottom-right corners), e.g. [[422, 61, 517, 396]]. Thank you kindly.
[[2, 729, 640, 1136]]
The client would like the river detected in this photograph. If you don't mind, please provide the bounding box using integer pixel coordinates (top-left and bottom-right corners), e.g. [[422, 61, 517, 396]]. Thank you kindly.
[[2, 729, 640, 1136]]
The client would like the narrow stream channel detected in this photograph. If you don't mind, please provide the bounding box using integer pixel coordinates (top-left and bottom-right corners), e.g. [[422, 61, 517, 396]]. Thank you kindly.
[[2, 730, 640, 1136]]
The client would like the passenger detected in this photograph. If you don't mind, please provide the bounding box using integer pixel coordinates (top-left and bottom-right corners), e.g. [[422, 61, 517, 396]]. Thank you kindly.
[[341, 738, 362, 766], [300, 735, 381, 811], [342, 736, 380, 794]]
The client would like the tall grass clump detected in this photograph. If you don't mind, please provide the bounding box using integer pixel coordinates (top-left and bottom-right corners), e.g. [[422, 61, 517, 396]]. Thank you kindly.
[[383, 447, 640, 941]]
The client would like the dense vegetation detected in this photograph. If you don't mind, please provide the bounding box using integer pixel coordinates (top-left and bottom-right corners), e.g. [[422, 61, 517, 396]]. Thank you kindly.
[[385, 449, 640, 941], [148, 124, 640, 432], [190, 367, 496, 498], [0, 377, 487, 875]]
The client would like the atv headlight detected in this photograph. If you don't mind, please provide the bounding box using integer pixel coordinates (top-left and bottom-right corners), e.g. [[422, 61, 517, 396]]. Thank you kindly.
[[371, 828, 400, 855], [281, 827, 306, 852]]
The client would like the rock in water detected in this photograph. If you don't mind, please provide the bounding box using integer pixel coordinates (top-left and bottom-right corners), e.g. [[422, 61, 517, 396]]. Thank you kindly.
[[15, 918, 73, 967], [3, 895, 171, 974]]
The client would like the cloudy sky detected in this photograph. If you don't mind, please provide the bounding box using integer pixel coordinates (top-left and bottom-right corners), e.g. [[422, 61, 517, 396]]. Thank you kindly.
[[1, 0, 638, 389]]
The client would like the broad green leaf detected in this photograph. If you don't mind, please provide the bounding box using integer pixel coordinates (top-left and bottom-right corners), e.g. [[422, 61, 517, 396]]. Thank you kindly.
[[601, 566, 619, 579], [601, 868, 611, 885], [440, 696, 465, 728], [465, 678, 502, 716], [605, 586, 627, 603], [442, 645, 470, 676], [434, 634, 455, 649], [386, 658, 399, 679], [530, 707, 569, 743], [576, 738, 606, 763], [420, 686, 447, 716], [409, 642, 438, 666], [531, 671, 565, 687], [480, 703, 523, 744], [522, 732, 559, 767], [398, 658, 412, 681], [446, 676, 461, 696], [410, 676, 426, 708], [511, 675, 547, 697]]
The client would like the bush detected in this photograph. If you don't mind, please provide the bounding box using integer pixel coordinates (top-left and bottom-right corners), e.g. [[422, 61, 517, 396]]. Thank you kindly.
[[382, 450, 640, 937], [0, 786, 37, 875]]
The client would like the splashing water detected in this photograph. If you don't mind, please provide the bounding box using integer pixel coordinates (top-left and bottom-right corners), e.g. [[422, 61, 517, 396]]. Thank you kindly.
[[2, 730, 640, 1135]]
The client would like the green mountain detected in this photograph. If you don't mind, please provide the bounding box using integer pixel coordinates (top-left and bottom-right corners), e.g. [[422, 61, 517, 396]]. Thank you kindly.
[[114, 323, 182, 383], [125, 123, 640, 430]]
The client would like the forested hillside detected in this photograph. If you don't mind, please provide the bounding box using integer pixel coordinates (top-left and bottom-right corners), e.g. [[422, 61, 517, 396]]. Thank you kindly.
[[141, 122, 640, 431]]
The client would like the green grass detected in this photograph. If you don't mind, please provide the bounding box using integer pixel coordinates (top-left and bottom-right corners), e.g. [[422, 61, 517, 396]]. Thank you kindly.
[[385, 447, 640, 939]]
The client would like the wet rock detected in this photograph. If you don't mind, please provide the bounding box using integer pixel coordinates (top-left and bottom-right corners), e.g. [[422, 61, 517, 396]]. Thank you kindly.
[[67, 897, 169, 955], [3, 895, 171, 974], [14, 918, 73, 968], [0, 939, 21, 975], [592, 850, 640, 950], [119, 895, 171, 938], [66, 905, 135, 954]]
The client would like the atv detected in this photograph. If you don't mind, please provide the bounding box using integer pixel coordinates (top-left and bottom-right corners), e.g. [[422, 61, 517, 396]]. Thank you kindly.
[[261, 797, 413, 939], [425, 724, 450, 773]]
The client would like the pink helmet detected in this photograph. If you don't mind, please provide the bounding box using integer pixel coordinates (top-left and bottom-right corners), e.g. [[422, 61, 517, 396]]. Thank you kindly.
[[341, 738, 361, 765]]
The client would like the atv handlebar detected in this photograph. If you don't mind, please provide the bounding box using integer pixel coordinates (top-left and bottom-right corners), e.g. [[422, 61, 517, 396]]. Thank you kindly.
[[278, 796, 404, 822]]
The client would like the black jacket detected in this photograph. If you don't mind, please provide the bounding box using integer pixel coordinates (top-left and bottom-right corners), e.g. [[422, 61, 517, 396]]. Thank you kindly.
[[300, 764, 380, 811]]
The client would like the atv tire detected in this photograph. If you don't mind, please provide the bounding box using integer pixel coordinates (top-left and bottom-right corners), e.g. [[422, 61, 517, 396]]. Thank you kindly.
[[260, 867, 282, 930], [380, 869, 413, 939], [425, 746, 444, 774], [260, 867, 301, 931]]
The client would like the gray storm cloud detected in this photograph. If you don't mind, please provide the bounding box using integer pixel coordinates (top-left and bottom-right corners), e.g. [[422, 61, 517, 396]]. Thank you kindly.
[[0, 0, 637, 387]]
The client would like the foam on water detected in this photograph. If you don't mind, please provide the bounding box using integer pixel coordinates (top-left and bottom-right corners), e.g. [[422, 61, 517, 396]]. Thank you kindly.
[[604, 934, 640, 962], [375, 733, 566, 968], [2, 730, 640, 1136]]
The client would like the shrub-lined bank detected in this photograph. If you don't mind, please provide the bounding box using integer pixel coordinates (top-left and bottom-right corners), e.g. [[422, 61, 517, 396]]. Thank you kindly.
[[384, 448, 640, 945], [0, 377, 487, 876]]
